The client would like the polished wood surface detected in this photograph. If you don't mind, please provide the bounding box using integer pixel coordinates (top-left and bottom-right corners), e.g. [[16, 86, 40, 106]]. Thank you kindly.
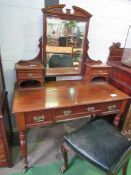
[[12, 80, 129, 113]]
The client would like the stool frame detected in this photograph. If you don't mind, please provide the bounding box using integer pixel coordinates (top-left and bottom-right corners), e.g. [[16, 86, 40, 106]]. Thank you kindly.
[[60, 143, 130, 175]]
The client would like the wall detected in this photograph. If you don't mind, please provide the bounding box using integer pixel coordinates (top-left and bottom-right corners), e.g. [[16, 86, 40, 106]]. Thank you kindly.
[[0, 0, 131, 127], [60, 0, 131, 61], [0, 0, 44, 106]]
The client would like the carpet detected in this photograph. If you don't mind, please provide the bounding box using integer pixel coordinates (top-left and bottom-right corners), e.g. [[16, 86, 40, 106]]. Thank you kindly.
[[10, 156, 131, 175]]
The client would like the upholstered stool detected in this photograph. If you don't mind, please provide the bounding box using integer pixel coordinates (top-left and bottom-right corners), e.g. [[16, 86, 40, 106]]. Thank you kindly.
[[61, 119, 131, 175]]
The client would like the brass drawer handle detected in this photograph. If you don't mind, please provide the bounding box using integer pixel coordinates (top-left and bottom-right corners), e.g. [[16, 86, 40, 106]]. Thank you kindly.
[[108, 105, 117, 111], [63, 110, 72, 115], [27, 73, 34, 77], [98, 70, 103, 74], [87, 107, 95, 112], [102, 110, 119, 115], [33, 116, 45, 123]]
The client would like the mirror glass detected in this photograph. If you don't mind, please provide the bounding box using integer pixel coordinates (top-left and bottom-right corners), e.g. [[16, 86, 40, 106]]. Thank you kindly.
[[121, 25, 131, 68], [45, 17, 86, 75]]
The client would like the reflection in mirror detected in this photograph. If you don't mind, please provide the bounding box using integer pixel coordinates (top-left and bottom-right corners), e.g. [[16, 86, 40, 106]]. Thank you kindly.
[[46, 17, 86, 70], [121, 25, 131, 68]]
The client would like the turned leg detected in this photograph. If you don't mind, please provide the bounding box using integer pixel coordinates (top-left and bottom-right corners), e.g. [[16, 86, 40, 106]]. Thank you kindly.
[[113, 113, 121, 127], [16, 113, 28, 173], [122, 161, 129, 175], [19, 131, 28, 172], [60, 143, 68, 173]]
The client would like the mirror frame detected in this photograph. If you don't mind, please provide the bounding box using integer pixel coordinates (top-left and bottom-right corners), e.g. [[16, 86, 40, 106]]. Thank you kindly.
[[41, 4, 92, 77]]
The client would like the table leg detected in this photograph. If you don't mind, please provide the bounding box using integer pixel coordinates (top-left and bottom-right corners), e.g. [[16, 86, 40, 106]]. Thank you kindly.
[[114, 100, 129, 128], [16, 113, 28, 172], [19, 131, 28, 172], [113, 113, 121, 127]]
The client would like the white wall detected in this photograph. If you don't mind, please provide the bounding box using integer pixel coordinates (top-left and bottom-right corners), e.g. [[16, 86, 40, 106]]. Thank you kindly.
[[0, 0, 131, 108], [60, 0, 131, 61], [0, 0, 44, 106]]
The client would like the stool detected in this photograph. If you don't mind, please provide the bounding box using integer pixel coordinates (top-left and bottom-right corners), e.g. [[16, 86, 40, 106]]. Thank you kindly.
[[60, 119, 131, 175]]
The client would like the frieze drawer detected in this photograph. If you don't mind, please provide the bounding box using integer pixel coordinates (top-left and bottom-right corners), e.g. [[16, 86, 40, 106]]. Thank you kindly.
[[17, 71, 43, 79], [25, 110, 53, 127], [0, 139, 6, 162], [54, 104, 101, 121], [92, 68, 109, 75], [102, 101, 121, 115], [0, 148, 6, 161]]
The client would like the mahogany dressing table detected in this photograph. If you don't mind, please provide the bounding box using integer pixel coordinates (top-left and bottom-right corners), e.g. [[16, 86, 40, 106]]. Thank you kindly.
[[12, 5, 130, 171], [12, 80, 130, 171]]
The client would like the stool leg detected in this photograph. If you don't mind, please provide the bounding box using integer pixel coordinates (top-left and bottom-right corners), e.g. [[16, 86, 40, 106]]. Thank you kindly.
[[60, 143, 68, 173], [122, 161, 129, 175]]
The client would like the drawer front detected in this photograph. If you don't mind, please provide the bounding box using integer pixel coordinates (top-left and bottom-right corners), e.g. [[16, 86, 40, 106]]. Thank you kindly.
[[25, 110, 53, 127], [0, 138, 4, 148], [0, 148, 6, 160], [102, 101, 121, 115], [55, 104, 101, 121], [0, 139, 6, 161], [92, 68, 109, 75], [17, 71, 43, 79]]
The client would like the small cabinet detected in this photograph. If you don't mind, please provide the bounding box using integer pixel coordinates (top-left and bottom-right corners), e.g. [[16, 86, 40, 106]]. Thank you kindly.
[[84, 63, 111, 82], [15, 60, 45, 88]]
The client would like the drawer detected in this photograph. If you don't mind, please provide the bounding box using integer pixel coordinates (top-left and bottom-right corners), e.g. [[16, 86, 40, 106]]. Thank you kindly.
[[0, 148, 5, 157], [0, 141, 6, 161], [25, 110, 53, 127], [0, 153, 6, 161], [102, 101, 121, 115], [92, 68, 109, 75], [17, 70, 43, 79], [55, 104, 101, 121], [0, 139, 4, 148]]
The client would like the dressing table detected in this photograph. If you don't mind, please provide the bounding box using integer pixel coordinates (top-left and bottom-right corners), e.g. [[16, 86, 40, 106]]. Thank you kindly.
[[12, 5, 130, 171]]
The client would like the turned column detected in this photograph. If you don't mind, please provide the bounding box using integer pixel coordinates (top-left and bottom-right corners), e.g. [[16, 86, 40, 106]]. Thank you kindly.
[[16, 112, 28, 172]]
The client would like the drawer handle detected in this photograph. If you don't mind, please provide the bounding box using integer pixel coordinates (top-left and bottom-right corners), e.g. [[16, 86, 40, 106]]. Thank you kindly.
[[63, 110, 72, 115], [28, 73, 34, 77], [87, 107, 95, 112], [108, 105, 117, 111], [98, 70, 103, 74], [33, 116, 45, 123], [102, 110, 119, 115]]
